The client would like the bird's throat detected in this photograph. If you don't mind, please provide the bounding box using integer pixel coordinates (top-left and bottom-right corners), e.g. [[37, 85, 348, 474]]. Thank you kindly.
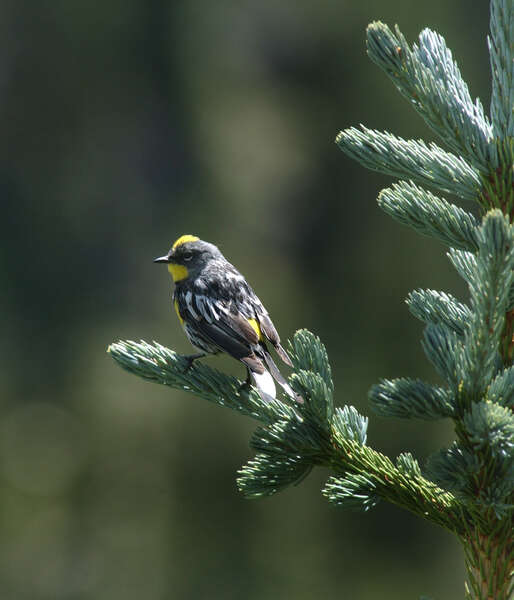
[[168, 263, 189, 282]]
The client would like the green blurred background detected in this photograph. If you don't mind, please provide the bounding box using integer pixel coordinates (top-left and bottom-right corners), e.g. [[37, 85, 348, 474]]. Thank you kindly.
[[0, 1, 491, 598]]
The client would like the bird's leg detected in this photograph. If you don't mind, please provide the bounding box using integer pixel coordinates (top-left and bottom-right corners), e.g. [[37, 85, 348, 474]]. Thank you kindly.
[[181, 352, 206, 372], [239, 368, 253, 393]]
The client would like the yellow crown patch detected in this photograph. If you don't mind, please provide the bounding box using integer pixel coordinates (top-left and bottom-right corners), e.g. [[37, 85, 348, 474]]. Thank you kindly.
[[172, 234, 199, 250]]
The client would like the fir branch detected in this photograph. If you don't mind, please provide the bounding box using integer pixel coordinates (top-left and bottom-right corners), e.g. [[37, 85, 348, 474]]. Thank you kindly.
[[449, 246, 514, 312], [427, 442, 483, 499], [107, 340, 296, 425], [448, 248, 478, 284], [396, 452, 422, 478], [366, 23, 493, 170], [488, 0, 514, 137], [463, 517, 514, 599], [378, 181, 480, 251], [323, 473, 380, 511], [369, 378, 455, 420], [336, 6, 514, 597], [422, 323, 461, 388], [109, 331, 464, 533], [462, 401, 514, 460], [479, 138, 514, 215], [290, 369, 334, 425], [249, 415, 331, 460], [323, 436, 464, 532], [427, 439, 513, 518], [455, 211, 514, 407], [237, 453, 312, 499], [331, 405, 368, 445], [288, 329, 333, 394], [487, 366, 514, 408], [336, 126, 481, 201], [407, 289, 471, 336]]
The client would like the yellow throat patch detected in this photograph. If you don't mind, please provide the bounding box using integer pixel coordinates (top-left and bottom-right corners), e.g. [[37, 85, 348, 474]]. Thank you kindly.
[[167, 234, 198, 282], [172, 234, 199, 250], [168, 263, 189, 282]]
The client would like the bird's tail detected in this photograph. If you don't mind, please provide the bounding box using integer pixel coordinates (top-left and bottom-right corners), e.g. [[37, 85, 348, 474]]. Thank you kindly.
[[274, 342, 293, 367], [261, 349, 296, 400], [242, 348, 299, 403], [249, 368, 276, 403]]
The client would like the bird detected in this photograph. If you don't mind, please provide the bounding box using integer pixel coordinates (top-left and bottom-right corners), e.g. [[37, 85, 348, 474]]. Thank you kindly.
[[153, 234, 295, 402]]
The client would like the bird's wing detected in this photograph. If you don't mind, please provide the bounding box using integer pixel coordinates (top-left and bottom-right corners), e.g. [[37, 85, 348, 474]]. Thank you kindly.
[[257, 312, 293, 367], [191, 318, 263, 369], [179, 290, 265, 370]]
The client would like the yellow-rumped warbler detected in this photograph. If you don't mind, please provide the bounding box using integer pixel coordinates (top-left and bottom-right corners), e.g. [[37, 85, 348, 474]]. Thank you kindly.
[[154, 234, 294, 401]]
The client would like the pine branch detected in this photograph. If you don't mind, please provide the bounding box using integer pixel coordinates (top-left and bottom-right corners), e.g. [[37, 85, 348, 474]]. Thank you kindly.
[[427, 429, 513, 519], [407, 289, 471, 336], [449, 247, 514, 312], [488, 0, 514, 137], [107, 340, 296, 425], [462, 401, 514, 461], [448, 248, 478, 284], [237, 454, 312, 498], [422, 323, 461, 388], [396, 452, 422, 478], [336, 126, 481, 201], [369, 378, 455, 420], [487, 366, 514, 408], [366, 23, 494, 170], [323, 473, 380, 511], [322, 437, 464, 532], [337, 4, 514, 597], [377, 181, 480, 251], [109, 331, 464, 533], [455, 211, 514, 409]]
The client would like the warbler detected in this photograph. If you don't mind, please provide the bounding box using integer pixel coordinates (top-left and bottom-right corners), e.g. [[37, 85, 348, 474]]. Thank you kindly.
[[154, 234, 294, 402]]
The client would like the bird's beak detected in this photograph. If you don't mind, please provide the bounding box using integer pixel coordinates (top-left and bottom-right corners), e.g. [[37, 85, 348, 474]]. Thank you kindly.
[[153, 255, 170, 264]]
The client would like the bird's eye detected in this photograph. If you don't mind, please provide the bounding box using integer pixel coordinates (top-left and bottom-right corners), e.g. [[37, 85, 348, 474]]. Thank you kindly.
[[183, 251, 193, 261]]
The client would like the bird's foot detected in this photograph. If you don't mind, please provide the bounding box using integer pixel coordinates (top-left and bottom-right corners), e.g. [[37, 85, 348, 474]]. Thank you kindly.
[[239, 371, 253, 394], [181, 353, 206, 372]]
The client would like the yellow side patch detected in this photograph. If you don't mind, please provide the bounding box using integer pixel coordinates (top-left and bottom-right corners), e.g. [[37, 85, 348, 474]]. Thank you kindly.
[[174, 299, 184, 325], [248, 318, 263, 340], [168, 263, 189, 282], [172, 234, 199, 250]]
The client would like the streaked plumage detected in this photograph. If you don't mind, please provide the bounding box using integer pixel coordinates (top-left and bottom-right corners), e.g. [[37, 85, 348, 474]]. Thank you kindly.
[[154, 235, 294, 401]]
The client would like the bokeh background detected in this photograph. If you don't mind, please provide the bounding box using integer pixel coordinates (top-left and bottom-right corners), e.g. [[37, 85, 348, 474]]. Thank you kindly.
[[0, 1, 492, 598]]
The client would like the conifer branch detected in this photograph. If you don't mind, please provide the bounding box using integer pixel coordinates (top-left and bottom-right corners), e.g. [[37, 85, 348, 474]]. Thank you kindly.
[[109, 331, 464, 533], [336, 127, 482, 201], [107, 340, 297, 425], [448, 248, 478, 285], [488, 0, 514, 137], [365, 23, 494, 170], [422, 323, 461, 388], [334, 3, 513, 594], [407, 289, 471, 336], [369, 378, 455, 420], [487, 366, 514, 408], [455, 211, 514, 408], [378, 181, 480, 250]]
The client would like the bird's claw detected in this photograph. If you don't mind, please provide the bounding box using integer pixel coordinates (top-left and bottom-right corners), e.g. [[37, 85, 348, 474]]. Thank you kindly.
[[181, 353, 205, 373]]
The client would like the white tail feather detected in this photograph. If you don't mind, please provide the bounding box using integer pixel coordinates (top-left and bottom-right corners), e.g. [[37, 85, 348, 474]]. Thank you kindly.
[[251, 369, 276, 402], [262, 350, 296, 399]]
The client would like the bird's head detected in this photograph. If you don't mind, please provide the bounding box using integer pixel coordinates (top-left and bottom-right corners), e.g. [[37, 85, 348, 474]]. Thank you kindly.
[[153, 234, 221, 282]]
